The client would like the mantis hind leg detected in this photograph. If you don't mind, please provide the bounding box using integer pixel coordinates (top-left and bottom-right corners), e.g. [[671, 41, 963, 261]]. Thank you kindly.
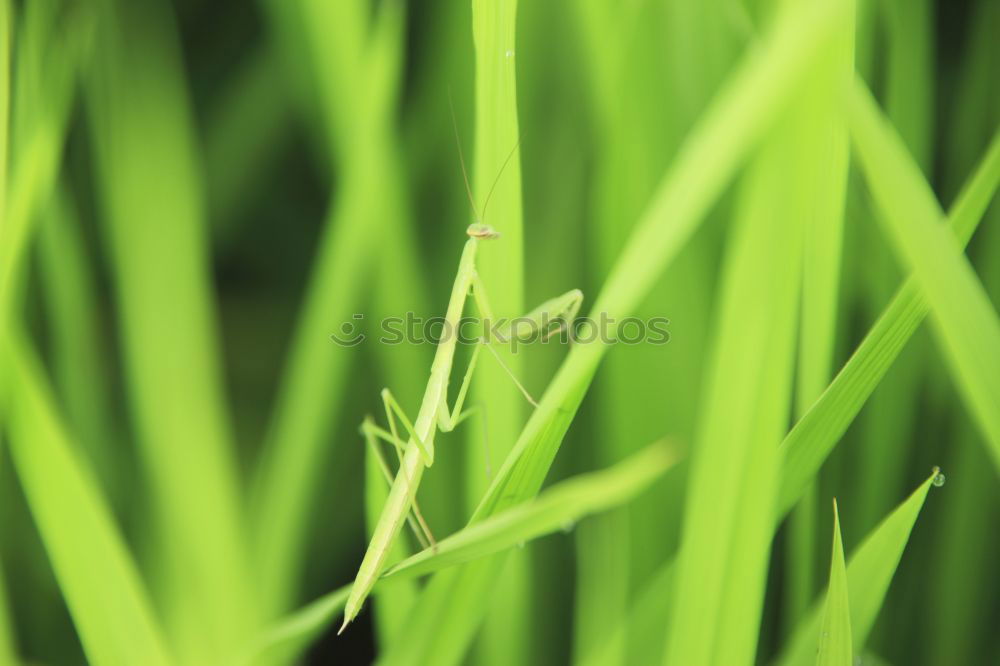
[[361, 416, 437, 549], [381, 387, 434, 466]]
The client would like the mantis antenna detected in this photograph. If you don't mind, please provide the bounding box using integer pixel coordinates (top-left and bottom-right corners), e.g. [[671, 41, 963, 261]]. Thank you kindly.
[[448, 88, 523, 225]]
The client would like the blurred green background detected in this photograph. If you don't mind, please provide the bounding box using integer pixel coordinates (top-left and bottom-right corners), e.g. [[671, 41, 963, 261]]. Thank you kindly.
[[0, 0, 998, 664]]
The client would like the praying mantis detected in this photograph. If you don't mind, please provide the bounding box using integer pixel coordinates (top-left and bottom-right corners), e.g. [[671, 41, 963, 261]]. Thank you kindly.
[[338, 221, 584, 632]]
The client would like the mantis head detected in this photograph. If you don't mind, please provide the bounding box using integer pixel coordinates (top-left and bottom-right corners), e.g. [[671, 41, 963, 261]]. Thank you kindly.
[[467, 223, 500, 240]]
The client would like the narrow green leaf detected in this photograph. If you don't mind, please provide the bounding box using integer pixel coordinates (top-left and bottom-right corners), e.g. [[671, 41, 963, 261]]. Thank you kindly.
[[469, 0, 530, 660], [385, 441, 679, 580], [37, 186, 121, 508], [816, 500, 852, 666], [664, 71, 805, 666], [777, 472, 937, 666], [786, 0, 853, 627], [1, 333, 173, 666], [777, 128, 1000, 516], [848, 79, 1000, 471]]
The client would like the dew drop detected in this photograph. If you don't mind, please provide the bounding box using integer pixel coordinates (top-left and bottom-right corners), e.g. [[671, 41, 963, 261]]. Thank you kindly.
[[505, 49, 514, 59], [561, 521, 575, 534], [517, 540, 525, 549], [932, 470, 946, 487]]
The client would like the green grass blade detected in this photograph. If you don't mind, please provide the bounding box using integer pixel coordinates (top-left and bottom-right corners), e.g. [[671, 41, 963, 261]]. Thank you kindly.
[[384, 441, 679, 580], [664, 75, 807, 666], [86, 3, 254, 658], [785, 0, 853, 627], [777, 128, 1000, 516], [469, 0, 530, 661], [815, 500, 851, 666], [379, 2, 852, 662], [776, 471, 938, 666], [37, 186, 121, 508], [0, 3, 14, 657], [848, 79, 1000, 471], [1, 333, 173, 666]]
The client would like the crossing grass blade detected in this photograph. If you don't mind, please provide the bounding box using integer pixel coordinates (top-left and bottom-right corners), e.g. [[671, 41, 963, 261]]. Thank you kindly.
[[231, 441, 678, 664], [1, 332, 173, 666], [776, 471, 938, 666], [815, 501, 851, 666], [378, 2, 852, 664], [848, 79, 1000, 471], [384, 440, 679, 580], [777, 128, 1000, 516]]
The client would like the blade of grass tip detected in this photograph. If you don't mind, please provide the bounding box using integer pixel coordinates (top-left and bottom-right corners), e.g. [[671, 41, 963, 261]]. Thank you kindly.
[[665, 68, 808, 666], [776, 470, 939, 666], [379, 3, 852, 664], [785, 0, 853, 630], [468, 0, 530, 662], [86, 2, 254, 658], [848, 79, 1000, 472], [364, 424, 418, 648], [776, 127, 1000, 517], [383, 440, 680, 580], [816, 500, 851, 666], [1, 332, 173, 666], [37, 185, 123, 510]]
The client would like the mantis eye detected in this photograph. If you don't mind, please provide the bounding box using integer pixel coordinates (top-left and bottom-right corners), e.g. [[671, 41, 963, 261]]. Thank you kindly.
[[467, 223, 501, 239]]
